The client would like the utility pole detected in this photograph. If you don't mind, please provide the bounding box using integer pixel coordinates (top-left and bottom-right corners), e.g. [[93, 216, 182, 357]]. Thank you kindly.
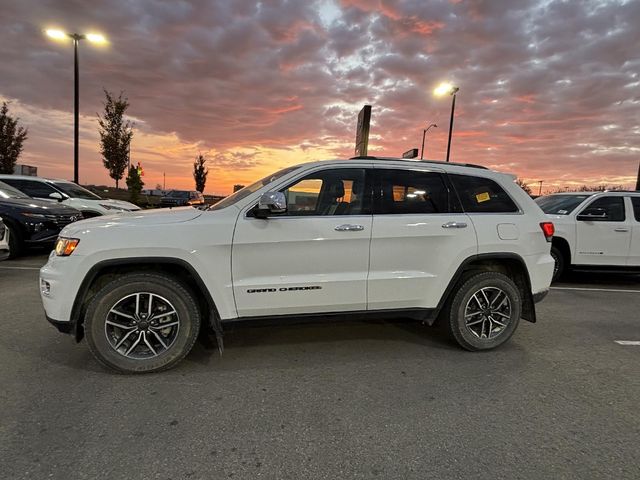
[[163, 172, 166, 190], [538, 180, 543, 196], [636, 160, 640, 191]]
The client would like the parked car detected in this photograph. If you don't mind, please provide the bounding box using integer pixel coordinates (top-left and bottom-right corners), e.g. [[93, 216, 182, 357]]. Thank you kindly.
[[0, 181, 83, 258], [0, 175, 140, 217], [160, 190, 205, 208], [536, 191, 640, 280], [0, 217, 9, 261], [40, 156, 554, 373]]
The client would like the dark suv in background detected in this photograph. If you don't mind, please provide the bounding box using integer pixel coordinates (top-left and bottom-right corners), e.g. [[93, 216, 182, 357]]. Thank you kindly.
[[0, 181, 82, 258], [160, 190, 205, 208]]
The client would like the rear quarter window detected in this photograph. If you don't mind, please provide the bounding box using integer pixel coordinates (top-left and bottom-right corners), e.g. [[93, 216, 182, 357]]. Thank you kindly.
[[449, 174, 519, 213], [629, 197, 640, 221]]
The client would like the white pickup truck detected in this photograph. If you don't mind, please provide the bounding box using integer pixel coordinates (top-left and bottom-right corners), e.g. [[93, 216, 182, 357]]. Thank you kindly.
[[536, 191, 640, 280], [40, 156, 554, 373]]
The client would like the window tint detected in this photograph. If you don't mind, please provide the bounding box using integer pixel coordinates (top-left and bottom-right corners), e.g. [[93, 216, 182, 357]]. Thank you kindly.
[[631, 197, 640, 222], [2, 179, 58, 198], [581, 196, 625, 222], [281, 168, 368, 216], [450, 174, 519, 213], [374, 169, 453, 214], [535, 194, 590, 215]]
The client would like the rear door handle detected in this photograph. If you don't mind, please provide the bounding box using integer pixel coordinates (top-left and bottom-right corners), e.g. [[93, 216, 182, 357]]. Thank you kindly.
[[442, 221, 467, 229], [335, 224, 364, 232], [614, 228, 629, 232]]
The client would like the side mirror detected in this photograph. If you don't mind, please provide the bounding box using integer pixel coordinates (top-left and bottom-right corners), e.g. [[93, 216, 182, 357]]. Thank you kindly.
[[577, 208, 608, 221], [49, 192, 64, 202], [255, 191, 287, 218]]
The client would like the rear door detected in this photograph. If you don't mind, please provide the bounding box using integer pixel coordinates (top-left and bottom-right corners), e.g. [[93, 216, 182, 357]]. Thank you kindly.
[[367, 166, 477, 310], [574, 195, 631, 266]]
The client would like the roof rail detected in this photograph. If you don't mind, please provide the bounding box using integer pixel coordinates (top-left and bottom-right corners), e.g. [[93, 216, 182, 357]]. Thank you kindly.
[[348, 155, 488, 170]]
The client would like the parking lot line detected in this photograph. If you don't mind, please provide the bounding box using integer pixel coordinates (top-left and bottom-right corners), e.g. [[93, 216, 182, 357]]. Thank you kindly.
[[551, 286, 640, 293], [614, 340, 640, 346], [0, 266, 41, 270]]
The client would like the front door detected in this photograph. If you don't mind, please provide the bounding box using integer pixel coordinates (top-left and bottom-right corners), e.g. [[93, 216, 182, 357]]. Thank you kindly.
[[574, 196, 631, 266], [232, 167, 372, 317], [628, 196, 640, 266]]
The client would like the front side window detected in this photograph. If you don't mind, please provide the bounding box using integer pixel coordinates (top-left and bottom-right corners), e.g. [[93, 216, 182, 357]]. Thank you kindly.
[[51, 181, 101, 200], [580, 196, 625, 222], [374, 169, 453, 214], [281, 168, 368, 216], [630, 197, 640, 222], [450, 174, 519, 213]]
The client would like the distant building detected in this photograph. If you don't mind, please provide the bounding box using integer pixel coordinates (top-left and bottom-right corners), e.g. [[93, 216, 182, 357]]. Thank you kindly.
[[13, 164, 38, 176]]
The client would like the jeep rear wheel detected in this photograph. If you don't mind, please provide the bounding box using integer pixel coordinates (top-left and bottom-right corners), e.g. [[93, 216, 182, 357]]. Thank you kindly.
[[84, 273, 201, 373], [550, 245, 565, 282], [445, 271, 521, 351]]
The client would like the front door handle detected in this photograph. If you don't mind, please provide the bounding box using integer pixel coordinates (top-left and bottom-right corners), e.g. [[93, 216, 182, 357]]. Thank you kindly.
[[614, 228, 629, 232], [335, 224, 364, 232], [442, 221, 467, 229]]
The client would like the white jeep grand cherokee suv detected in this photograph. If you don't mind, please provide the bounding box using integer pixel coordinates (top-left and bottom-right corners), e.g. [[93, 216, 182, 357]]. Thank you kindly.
[[40, 157, 554, 373], [536, 191, 640, 280]]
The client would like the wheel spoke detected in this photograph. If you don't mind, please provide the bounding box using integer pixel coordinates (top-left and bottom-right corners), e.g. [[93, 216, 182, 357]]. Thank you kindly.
[[150, 320, 179, 330], [489, 315, 506, 328], [489, 291, 505, 309], [480, 289, 491, 307], [135, 293, 141, 317], [141, 331, 157, 356], [109, 309, 135, 321], [466, 317, 485, 327], [147, 293, 154, 318], [106, 319, 136, 330], [472, 294, 483, 309], [150, 310, 177, 321], [125, 331, 143, 356], [492, 311, 510, 320], [114, 328, 137, 350], [149, 329, 169, 350]]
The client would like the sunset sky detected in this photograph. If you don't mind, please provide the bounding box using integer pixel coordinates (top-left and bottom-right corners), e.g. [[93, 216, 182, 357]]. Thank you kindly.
[[1, 0, 638, 195]]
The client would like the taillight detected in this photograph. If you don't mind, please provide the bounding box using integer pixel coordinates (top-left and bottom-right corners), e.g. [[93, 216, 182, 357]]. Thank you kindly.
[[540, 222, 554, 242]]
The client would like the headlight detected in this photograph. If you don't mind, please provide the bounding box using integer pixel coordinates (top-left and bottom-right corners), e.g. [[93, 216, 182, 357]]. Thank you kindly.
[[55, 237, 80, 256]]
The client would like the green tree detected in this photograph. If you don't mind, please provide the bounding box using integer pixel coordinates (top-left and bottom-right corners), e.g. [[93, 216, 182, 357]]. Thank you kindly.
[[98, 90, 133, 188], [126, 164, 144, 204], [0, 102, 28, 174], [193, 154, 209, 193], [515, 178, 532, 195]]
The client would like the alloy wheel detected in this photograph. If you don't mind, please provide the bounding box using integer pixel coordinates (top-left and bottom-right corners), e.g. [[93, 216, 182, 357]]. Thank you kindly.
[[463, 287, 512, 339]]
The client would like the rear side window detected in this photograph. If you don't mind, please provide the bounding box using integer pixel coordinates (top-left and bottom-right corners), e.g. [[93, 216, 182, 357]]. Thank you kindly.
[[449, 174, 519, 213], [631, 197, 640, 222], [581, 196, 625, 222], [374, 169, 455, 214], [2, 179, 58, 198]]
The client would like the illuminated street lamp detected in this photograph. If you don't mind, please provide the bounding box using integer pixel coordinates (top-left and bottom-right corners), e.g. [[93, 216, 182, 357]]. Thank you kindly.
[[45, 29, 107, 183], [434, 82, 459, 163], [420, 123, 437, 160]]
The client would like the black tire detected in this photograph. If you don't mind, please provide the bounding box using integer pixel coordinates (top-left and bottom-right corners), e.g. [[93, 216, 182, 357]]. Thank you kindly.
[[445, 271, 522, 351], [550, 245, 565, 282], [84, 273, 201, 373], [6, 222, 23, 259]]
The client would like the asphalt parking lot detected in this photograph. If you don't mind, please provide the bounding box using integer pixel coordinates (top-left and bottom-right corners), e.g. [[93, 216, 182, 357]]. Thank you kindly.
[[1, 254, 639, 480]]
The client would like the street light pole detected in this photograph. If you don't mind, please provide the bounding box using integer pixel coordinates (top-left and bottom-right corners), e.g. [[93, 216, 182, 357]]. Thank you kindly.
[[73, 35, 80, 183], [45, 29, 106, 184], [420, 123, 437, 160], [445, 89, 458, 163]]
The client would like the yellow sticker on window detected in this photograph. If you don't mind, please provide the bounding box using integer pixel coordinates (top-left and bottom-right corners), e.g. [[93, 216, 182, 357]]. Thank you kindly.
[[476, 192, 490, 203]]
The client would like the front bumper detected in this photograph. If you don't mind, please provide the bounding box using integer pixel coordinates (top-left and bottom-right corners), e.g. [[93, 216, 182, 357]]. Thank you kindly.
[[533, 289, 549, 304], [46, 313, 74, 334]]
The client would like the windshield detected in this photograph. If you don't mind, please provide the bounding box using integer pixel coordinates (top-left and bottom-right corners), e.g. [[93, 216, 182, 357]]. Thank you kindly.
[[167, 190, 190, 198], [535, 194, 590, 215], [0, 180, 30, 199], [209, 166, 300, 211], [52, 181, 102, 200]]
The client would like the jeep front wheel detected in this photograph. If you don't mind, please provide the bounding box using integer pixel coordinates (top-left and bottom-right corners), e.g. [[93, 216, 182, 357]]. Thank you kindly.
[[84, 273, 201, 373], [445, 271, 522, 351]]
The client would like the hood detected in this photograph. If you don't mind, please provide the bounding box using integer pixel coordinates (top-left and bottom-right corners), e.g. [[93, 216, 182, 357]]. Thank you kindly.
[[97, 198, 140, 211], [0, 197, 81, 215], [60, 206, 203, 236]]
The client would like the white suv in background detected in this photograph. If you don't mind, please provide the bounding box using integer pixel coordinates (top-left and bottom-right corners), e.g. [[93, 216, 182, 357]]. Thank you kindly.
[[536, 191, 640, 279], [0, 175, 140, 217], [40, 156, 554, 373]]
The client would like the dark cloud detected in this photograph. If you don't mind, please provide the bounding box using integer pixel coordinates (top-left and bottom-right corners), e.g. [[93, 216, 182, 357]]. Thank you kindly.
[[0, 0, 638, 192]]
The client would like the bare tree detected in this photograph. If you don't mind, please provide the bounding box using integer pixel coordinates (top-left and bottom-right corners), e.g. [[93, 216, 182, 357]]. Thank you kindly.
[[515, 178, 532, 195]]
